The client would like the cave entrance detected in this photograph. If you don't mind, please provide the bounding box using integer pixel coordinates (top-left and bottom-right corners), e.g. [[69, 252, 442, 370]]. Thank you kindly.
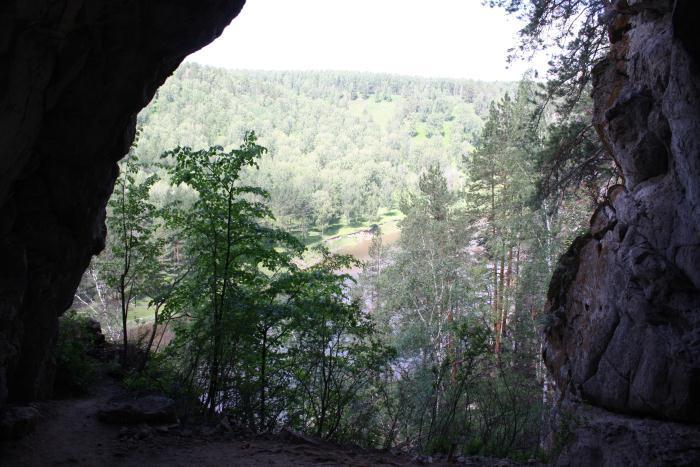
[[1, 0, 638, 462], [62, 0, 581, 456]]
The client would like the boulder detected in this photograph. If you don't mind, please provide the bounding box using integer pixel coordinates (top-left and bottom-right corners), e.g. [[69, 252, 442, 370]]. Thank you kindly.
[[555, 403, 700, 467], [84, 318, 106, 348]]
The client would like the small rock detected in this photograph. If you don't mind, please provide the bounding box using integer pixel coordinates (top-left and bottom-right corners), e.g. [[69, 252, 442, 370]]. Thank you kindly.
[[135, 423, 153, 440]]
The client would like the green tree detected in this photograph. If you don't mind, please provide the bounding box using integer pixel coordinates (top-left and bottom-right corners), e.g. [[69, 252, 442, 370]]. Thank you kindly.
[[160, 134, 393, 435], [358, 166, 497, 451], [534, 92, 618, 209], [286, 249, 394, 440], [489, 0, 620, 214], [106, 151, 162, 364], [465, 79, 540, 356], [162, 132, 303, 415], [311, 189, 335, 237], [488, 0, 608, 112]]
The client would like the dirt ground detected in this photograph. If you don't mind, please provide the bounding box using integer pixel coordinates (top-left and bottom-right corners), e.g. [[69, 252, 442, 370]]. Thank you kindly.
[[0, 376, 523, 467]]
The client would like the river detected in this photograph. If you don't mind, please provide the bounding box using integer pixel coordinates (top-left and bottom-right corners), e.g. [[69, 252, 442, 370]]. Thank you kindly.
[[333, 228, 401, 277]]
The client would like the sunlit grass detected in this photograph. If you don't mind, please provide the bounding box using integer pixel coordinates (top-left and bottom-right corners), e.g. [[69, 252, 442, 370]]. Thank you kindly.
[[318, 207, 403, 242], [348, 97, 401, 131], [296, 207, 403, 266], [128, 299, 154, 324]]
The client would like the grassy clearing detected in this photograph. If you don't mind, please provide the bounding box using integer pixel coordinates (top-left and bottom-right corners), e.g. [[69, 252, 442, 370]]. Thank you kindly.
[[128, 300, 154, 324], [295, 207, 403, 266], [325, 218, 401, 251], [306, 208, 402, 242], [348, 97, 400, 131]]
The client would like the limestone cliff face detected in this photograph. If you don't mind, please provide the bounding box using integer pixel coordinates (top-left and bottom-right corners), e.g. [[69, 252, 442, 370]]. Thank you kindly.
[[0, 0, 246, 405], [543, 0, 700, 464]]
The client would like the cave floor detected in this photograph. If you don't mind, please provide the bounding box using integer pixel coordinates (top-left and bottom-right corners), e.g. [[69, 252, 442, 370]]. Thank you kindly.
[[0, 375, 521, 466]]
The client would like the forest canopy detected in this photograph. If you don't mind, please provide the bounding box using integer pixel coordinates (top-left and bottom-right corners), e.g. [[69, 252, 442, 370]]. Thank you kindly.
[[136, 64, 515, 232]]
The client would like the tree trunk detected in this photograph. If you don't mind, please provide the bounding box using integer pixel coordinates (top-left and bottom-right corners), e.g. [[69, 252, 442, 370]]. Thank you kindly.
[[495, 255, 506, 355], [259, 329, 268, 432], [501, 246, 513, 351], [139, 303, 161, 372], [120, 276, 128, 366]]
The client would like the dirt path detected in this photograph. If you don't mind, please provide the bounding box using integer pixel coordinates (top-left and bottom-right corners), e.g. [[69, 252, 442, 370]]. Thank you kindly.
[[0, 374, 528, 466], [0, 377, 424, 466]]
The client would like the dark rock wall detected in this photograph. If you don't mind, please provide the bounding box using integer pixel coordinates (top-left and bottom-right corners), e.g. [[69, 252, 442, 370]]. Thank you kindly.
[[0, 0, 246, 405], [544, 0, 700, 464]]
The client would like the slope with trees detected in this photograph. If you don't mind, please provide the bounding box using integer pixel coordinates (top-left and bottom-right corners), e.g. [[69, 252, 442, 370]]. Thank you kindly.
[[135, 65, 514, 235]]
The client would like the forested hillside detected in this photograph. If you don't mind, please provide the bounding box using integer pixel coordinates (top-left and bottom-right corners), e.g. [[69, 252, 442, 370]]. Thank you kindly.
[[136, 64, 513, 232]]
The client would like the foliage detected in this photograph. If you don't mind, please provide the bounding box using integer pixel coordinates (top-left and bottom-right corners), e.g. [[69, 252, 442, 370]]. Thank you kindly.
[[286, 251, 395, 439], [488, 0, 608, 113], [487, 0, 620, 212], [160, 133, 301, 415], [354, 75, 593, 457], [534, 93, 619, 208], [122, 351, 186, 399], [465, 79, 542, 357], [54, 311, 98, 396], [103, 144, 163, 364], [360, 162, 539, 456], [155, 135, 393, 439]]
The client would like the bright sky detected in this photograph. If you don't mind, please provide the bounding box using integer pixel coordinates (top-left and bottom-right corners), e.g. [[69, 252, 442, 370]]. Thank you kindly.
[[188, 0, 545, 81]]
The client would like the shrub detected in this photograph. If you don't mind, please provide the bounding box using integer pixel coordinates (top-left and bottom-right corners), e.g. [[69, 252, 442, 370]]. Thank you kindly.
[[54, 311, 99, 396]]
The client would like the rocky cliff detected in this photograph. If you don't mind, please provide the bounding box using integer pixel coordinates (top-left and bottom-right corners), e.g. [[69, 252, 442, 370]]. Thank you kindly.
[[0, 0, 245, 406], [543, 0, 700, 464]]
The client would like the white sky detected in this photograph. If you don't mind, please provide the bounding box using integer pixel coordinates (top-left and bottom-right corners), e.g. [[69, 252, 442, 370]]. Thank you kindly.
[[188, 0, 546, 81]]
